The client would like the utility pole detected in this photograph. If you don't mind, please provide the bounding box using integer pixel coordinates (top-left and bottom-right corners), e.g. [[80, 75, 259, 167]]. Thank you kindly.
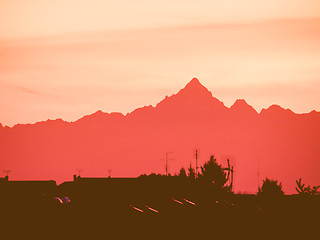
[[108, 169, 111, 178]]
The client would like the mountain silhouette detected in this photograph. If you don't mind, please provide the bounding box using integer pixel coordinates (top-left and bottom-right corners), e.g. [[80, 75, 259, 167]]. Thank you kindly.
[[1, 78, 319, 193], [231, 99, 257, 114], [155, 77, 226, 114]]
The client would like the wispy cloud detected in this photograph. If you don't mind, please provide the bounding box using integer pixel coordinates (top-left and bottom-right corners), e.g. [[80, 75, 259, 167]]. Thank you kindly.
[[0, 18, 319, 126], [0, 79, 62, 99], [0, 79, 41, 95]]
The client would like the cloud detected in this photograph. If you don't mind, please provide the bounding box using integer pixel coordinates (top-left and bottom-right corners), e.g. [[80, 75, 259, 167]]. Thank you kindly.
[[0, 80, 37, 94], [0, 18, 319, 126], [0, 79, 41, 96]]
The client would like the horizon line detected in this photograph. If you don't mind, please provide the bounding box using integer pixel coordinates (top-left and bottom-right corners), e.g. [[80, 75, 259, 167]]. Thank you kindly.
[[1, 78, 318, 128]]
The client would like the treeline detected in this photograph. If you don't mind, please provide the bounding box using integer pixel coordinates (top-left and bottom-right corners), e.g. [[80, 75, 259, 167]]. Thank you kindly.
[[139, 155, 320, 196]]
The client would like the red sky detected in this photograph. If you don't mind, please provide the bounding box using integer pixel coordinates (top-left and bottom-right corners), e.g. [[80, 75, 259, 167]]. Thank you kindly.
[[1, 0, 320, 126]]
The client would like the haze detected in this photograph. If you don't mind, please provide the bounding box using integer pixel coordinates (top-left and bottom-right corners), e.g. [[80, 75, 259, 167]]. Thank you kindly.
[[1, 0, 320, 126]]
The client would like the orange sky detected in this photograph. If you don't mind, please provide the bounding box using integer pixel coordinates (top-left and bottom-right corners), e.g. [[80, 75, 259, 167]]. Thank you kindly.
[[1, 0, 320, 126]]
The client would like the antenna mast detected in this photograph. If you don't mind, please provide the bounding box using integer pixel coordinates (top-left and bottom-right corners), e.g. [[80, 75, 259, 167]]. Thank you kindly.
[[222, 159, 234, 192], [165, 152, 174, 176], [193, 148, 200, 176], [257, 154, 260, 189], [76, 169, 82, 177], [3, 170, 10, 178]]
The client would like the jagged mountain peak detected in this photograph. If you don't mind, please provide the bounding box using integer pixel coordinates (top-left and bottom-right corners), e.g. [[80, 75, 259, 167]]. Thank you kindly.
[[230, 99, 258, 114], [232, 99, 248, 105], [155, 78, 226, 110], [184, 77, 202, 88], [260, 104, 295, 115], [1, 77, 320, 194], [179, 77, 212, 96]]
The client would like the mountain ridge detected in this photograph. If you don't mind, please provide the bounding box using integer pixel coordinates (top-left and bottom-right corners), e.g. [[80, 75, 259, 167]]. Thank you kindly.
[[0, 78, 319, 194], [2, 77, 318, 129]]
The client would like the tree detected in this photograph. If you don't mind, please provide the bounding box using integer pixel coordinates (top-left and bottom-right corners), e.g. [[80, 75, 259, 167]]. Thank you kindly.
[[187, 164, 196, 180], [178, 167, 187, 178], [296, 178, 320, 196], [198, 155, 227, 189], [258, 178, 284, 198]]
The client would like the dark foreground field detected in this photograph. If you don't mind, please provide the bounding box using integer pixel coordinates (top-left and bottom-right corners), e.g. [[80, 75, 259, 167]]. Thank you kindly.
[[0, 177, 319, 239], [1, 193, 319, 239]]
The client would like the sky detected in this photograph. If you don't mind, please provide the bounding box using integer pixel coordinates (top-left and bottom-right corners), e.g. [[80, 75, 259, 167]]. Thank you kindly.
[[0, 0, 320, 126]]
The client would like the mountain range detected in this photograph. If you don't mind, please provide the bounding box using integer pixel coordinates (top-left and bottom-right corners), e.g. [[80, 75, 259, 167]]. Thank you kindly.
[[1, 78, 319, 193]]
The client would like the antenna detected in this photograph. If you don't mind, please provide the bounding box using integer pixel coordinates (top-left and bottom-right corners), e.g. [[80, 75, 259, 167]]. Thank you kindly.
[[222, 159, 234, 192], [108, 169, 111, 178], [3, 170, 10, 177], [193, 148, 200, 176], [165, 152, 174, 176], [257, 153, 260, 189], [76, 169, 82, 177], [231, 166, 234, 191]]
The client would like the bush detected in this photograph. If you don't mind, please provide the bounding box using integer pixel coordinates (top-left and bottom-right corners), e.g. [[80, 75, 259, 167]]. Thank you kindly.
[[258, 178, 284, 198]]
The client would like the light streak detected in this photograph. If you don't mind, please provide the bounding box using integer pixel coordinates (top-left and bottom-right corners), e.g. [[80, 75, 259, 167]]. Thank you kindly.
[[184, 199, 196, 206], [172, 198, 183, 205], [130, 205, 144, 213], [54, 197, 63, 204], [146, 206, 159, 213]]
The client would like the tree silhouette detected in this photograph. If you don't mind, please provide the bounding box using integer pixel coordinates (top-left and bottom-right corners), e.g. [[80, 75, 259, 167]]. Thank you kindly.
[[187, 164, 196, 180], [258, 178, 284, 198], [178, 167, 187, 178], [296, 178, 320, 196], [198, 155, 227, 189]]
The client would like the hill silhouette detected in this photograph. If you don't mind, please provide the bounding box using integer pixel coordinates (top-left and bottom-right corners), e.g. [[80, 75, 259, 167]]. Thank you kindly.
[[1, 77, 319, 193]]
